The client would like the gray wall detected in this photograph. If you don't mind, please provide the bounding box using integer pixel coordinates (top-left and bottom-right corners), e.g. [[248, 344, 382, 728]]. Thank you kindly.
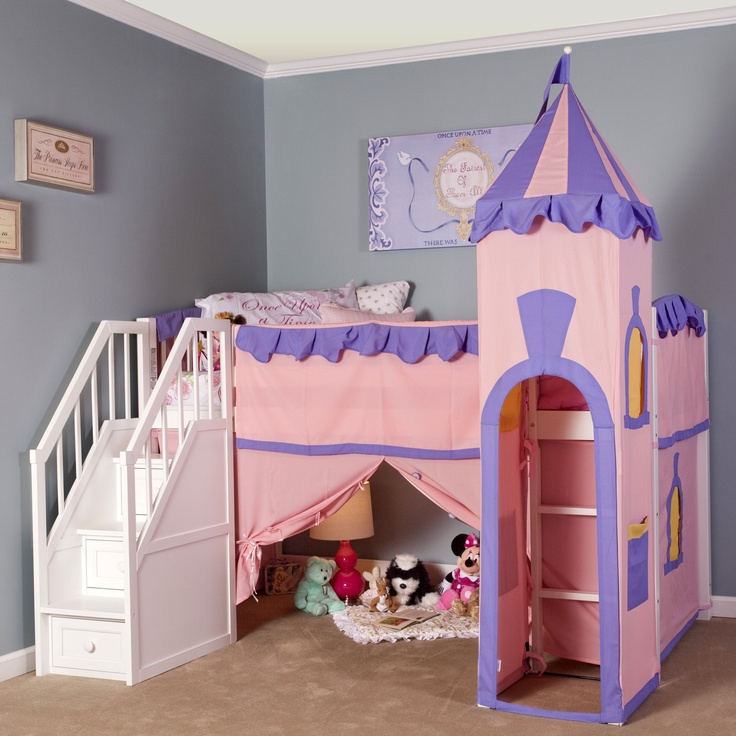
[[266, 30, 736, 597], [0, 1, 266, 658]]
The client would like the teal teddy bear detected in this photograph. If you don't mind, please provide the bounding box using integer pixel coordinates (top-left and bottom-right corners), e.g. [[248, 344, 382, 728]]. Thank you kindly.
[[294, 556, 346, 616]]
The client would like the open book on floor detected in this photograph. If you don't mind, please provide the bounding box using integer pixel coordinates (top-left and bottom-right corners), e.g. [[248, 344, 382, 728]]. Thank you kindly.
[[376, 609, 440, 630]]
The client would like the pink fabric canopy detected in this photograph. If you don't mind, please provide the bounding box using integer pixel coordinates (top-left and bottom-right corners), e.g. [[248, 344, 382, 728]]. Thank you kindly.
[[232, 322, 482, 602]]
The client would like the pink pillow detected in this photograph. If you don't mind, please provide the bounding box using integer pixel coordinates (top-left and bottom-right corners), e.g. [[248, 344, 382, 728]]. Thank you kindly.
[[320, 304, 416, 324], [195, 281, 358, 325]]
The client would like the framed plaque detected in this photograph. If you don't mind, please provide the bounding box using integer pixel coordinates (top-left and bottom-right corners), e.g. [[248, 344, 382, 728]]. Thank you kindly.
[[0, 199, 22, 262], [15, 119, 94, 193], [368, 123, 532, 251]]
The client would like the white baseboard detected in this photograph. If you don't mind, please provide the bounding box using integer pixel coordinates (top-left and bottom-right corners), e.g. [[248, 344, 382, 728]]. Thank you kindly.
[[0, 646, 35, 683], [711, 596, 736, 618]]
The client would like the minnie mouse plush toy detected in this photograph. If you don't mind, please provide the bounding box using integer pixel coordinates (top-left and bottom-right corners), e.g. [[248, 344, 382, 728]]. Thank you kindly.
[[436, 532, 480, 611]]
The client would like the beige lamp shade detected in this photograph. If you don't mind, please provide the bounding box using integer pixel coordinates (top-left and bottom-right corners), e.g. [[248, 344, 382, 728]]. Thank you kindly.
[[310, 482, 374, 541]]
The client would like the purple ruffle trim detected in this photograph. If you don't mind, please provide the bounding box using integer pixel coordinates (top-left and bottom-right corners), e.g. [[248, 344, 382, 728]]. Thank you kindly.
[[154, 307, 202, 341], [235, 322, 479, 363], [470, 193, 663, 244], [653, 295, 706, 338]]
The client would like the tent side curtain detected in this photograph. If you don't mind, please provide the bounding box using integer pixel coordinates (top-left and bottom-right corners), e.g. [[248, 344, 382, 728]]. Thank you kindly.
[[655, 305, 708, 448], [233, 322, 482, 602], [235, 452, 480, 602], [235, 325, 481, 460]]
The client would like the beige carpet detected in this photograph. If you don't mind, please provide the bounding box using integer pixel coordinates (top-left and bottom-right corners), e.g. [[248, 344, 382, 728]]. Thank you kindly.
[[2, 596, 735, 735]]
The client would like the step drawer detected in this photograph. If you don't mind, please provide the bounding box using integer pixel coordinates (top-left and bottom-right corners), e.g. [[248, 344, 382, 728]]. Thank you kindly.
[[51, 616, 126, 674]]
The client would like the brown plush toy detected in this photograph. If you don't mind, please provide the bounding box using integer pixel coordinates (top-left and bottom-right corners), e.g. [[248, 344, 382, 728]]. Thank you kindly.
[[369, 578, 398, 614], [451, 587, 480, 621]]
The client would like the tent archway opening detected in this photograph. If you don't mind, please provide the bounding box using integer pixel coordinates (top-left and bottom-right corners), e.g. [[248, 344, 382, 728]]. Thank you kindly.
[[479, 370, 621, 722]]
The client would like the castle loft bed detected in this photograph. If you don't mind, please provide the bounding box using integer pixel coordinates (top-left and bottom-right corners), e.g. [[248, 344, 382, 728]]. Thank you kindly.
[[30, 51, 710, 727], [28, 287, 708, 702]]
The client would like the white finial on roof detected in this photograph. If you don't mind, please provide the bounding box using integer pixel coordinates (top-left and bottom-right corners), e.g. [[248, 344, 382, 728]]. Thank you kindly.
[[563, 45, 572, 55]]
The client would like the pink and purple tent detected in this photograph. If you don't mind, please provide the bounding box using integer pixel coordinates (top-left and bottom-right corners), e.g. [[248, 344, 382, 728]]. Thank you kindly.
[[471, 51, 709, 723]]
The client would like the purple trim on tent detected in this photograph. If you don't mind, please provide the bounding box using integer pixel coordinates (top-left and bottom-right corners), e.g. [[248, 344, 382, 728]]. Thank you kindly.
[[658, 419, 710, 450], [517, 289, 576, 359], [480, 701, 607, 724], [235, 438, 479, 460], [624, 286, 651, 430], [627, 530, 649, 611], [470, 54, 662, 244], [154, 307, 202, 341], [235, 322, 479, 363], [664, 453, 684, 575], [622, 673, 660, 723], [479, 361, 622, 722], [470, 193, 661, 242], [653, 294, 706, 337], [535, 52, 570, 121]]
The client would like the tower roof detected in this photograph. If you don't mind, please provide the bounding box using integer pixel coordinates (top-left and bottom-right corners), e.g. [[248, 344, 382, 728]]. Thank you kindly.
[[470, 52, 662, 243]]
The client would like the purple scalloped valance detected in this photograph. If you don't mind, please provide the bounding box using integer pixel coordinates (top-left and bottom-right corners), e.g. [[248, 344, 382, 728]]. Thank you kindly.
[[235, 322, 479, 363], [471, 192, 662, 244], [155, 307, 202, 341], [653, 295, 706, 338]]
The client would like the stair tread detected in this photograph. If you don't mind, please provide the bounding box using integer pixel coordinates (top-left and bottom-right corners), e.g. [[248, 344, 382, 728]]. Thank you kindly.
[[41, 595, 126, 617]]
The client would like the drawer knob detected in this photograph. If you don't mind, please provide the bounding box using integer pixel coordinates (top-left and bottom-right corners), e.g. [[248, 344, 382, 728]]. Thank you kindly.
[[84, 640, 96, 654]]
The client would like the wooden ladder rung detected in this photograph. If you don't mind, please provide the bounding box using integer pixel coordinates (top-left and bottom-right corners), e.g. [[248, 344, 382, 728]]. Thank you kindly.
[[538, 504, 597, 516], [538, 588, 599, 602]]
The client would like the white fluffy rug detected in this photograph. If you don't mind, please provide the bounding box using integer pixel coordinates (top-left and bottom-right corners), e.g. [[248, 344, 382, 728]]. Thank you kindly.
[[332, 605, 479, 645]]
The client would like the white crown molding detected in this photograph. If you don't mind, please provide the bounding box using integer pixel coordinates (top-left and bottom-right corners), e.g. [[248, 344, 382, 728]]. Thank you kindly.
[[265, 7, 736, 78], [66, 0, 269, 77], [68, 1, 736, 79]]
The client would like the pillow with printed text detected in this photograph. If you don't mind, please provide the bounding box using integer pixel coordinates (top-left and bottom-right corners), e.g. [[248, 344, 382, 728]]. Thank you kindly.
[[195, 281, 358, 325]]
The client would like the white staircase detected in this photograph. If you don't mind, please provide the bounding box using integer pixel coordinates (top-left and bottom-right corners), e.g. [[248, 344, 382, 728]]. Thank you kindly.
[[30, 318, 236, 684]]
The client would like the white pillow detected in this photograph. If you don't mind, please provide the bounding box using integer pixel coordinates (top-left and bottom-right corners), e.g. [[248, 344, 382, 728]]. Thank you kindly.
[[195, 281, 358, 325], [320, 304, 416, 324], [356, 281, 410, 314]]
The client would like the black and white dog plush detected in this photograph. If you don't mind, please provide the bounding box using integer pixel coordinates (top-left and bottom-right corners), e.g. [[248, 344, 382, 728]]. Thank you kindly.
[[384, 554, 440, 607]]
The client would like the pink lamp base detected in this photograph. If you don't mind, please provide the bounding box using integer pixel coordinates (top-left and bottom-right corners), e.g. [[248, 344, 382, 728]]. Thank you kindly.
[[331, 540, 365, 604]]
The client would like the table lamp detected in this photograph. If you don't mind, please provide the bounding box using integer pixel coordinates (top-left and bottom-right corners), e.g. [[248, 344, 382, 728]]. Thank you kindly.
[[310, 482, 374, 605]]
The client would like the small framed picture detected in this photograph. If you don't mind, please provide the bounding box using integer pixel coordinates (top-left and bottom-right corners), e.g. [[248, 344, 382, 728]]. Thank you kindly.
[[15, 119, 94, 193], [0, 199, 22, 262]]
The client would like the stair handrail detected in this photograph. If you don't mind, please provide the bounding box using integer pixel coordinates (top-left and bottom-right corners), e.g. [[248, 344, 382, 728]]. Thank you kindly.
[[30, 321, 151, 467], [118, 318, 233, 521], [29, 321, 151, 538]]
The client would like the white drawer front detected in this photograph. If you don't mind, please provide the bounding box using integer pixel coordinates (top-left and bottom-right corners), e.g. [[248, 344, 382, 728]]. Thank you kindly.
[[51, 617, 126, 674], [85, 538, 125, 590]]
